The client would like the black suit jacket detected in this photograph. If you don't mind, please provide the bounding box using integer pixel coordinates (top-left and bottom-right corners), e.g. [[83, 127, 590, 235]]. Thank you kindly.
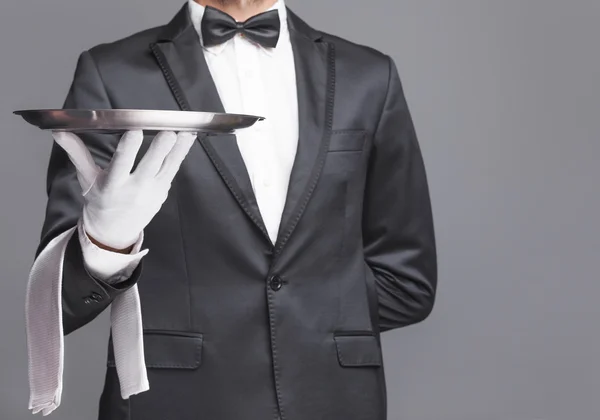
[[37, 5, 437, 420]]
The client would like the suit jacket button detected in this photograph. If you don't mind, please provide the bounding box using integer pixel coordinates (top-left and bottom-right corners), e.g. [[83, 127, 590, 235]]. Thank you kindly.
[[84, 292, 103, 304], [269, 275, 283, 291]]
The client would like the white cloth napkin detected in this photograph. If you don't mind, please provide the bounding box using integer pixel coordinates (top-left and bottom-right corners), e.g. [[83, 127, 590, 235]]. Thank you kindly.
[[26, 221, 149, 416]]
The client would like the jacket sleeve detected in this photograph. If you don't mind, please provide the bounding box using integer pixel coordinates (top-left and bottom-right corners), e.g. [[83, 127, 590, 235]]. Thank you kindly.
[[35, 50, 144, 335], [363, 56, 437, 332]]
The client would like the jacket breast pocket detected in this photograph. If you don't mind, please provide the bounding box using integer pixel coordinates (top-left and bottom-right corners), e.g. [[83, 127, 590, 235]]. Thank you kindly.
[[324, 130, 367, 177], [328, 130, 367, 153], [107, 330, 203, 370]]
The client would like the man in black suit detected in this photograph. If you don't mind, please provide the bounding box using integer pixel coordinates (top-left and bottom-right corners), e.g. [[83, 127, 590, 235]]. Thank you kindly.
[[31, 0, 437, 419]]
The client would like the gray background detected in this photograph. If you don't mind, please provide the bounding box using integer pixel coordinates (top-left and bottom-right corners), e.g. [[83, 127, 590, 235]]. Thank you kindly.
[[1, 0, 598, 419]]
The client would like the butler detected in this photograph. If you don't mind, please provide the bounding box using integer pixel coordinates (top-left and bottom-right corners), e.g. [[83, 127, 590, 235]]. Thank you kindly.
[[31, 1, 437, 419]]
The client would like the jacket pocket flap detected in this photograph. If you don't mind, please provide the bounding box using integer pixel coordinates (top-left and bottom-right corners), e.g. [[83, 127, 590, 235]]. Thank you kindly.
[[108, 331, 203, 369], [334, 333, 382, 367], [328, 130, 367, 152]]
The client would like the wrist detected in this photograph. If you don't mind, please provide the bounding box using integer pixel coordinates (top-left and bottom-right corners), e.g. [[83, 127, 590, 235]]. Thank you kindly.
[[86, 231, 135, 254], [81, 212, 141, 252]]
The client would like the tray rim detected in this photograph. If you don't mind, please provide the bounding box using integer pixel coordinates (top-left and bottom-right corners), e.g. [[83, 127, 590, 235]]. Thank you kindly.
[[13, 108, 265, 133], [13, 108, 265, 120]]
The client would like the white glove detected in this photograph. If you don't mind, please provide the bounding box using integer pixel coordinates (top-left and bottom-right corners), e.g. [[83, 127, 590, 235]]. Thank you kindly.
[[52, 130, 197, 250]]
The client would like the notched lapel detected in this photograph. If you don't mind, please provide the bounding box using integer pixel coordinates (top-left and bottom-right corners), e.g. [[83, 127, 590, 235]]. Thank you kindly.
[[149, 5, 270, 243], [274, 10, 336, 256]]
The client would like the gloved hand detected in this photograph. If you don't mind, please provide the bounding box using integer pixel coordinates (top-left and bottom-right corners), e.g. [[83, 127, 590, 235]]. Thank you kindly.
[[52, 130, 197, 250]]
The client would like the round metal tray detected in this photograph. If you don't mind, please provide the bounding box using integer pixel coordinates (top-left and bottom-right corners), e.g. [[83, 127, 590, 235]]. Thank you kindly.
[[13, 109, 264, 134]]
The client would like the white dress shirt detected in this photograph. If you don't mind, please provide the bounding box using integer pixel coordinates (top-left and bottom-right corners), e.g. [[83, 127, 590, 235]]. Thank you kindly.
[[82, 0, 298, 281]]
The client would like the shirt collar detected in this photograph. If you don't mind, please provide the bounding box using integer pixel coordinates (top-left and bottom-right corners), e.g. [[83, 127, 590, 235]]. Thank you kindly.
[[188, 0, 287, 56]]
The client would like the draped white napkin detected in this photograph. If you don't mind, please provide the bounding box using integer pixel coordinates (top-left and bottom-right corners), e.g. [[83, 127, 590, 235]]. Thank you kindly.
[[25, 220, 149, 416]]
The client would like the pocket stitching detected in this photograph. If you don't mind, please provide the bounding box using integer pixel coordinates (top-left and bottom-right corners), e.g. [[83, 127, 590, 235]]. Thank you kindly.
[[328, 130, 367, 152], [107, 333, 203, 369], [331, 129, 367, 135], [334, 334, 382, 367], [145, 336, 202, 369]]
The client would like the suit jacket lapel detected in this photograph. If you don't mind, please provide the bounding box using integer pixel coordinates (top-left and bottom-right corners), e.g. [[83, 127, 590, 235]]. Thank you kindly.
[[273, 10, 336, 257], [149, 5, 270, 244]]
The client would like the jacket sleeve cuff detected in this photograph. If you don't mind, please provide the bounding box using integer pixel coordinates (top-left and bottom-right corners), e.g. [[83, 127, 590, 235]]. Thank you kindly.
[[61, 226, 145, 335]]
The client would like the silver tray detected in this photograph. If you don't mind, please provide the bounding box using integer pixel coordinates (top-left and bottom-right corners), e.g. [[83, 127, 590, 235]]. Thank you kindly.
[[13, 109, 264, 134]]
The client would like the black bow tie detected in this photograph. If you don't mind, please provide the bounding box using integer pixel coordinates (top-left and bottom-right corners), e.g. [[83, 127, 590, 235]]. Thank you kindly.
[[201, 6, 281, 49]]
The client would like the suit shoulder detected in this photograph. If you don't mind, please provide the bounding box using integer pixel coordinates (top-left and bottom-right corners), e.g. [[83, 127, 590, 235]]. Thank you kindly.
[[321, 32, 391, 72], [83, 24, 165, 64], [319, 32, 392, 97]]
